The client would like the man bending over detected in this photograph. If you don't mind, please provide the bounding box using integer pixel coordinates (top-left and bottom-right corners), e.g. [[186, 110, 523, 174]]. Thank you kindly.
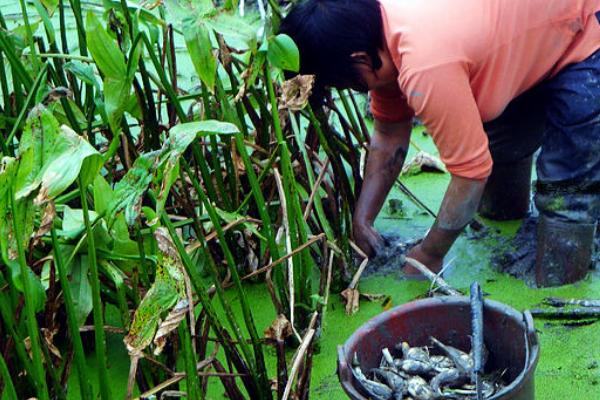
[[280, 0, 600, 287]]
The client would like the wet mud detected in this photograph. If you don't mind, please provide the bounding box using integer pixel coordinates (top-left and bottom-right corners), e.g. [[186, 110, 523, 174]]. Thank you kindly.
[[362, 233, 419, 276], [492, 217, 600, 286]]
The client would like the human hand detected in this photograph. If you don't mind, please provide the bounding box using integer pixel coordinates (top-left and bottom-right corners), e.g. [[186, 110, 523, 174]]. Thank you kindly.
[[352, 220, 384, 258], [404, 243, 444, 276]]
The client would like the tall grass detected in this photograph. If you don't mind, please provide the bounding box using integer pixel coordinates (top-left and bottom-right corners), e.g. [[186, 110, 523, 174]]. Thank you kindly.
[[0, 0, 370, 398]]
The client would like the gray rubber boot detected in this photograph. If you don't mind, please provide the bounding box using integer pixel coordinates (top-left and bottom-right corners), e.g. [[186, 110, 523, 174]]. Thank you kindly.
[[479, 156, 533, 220], [535, 215, 597, 287]]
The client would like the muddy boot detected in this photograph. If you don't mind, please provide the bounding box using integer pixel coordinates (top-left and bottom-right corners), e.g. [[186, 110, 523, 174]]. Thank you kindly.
[[479, 156, 533, 220], [535, 215, 597, 287]]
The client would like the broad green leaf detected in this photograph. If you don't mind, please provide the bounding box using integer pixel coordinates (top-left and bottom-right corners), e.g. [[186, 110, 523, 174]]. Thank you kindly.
[[100, 261, 130, 327], [68, 253, 93, 326], [93, 175, 114, 216], [205, 13, 256, 52], [85, 12, 127, 79], [6, 259, 46, 313], [41, 0, 59, 14], [170, 120, 239, 137], [0, 157, 17, 204], [267, 34, 299, 72], [103, 78, 131, 135], [184, 21, 217, 91], [0, 157, 34, 267], [165, 0, 216, 26], [32, 0, 56, 44], [14, 108, 61, 199], [108, 152, 158, 226], [60, 206, 101, 240], [39, 126, 103, 199], [64, 61, 101, 91], [124, 228, 186, 355], [153, 121, 202, 217], [15, 108, 103, 201], [0, 157, 45, 312]]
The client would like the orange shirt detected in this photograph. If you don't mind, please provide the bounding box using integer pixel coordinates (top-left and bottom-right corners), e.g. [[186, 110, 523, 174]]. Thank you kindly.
[[371, 0, 600, 179]]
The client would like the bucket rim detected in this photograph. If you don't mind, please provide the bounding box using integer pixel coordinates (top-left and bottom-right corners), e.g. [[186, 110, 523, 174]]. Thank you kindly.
[[337, 296, 540, 400]]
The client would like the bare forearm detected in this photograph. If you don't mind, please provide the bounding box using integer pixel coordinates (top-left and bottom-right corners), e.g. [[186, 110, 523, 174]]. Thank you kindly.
[[420, 175, 487, 258], [354, 120, 411, 224]]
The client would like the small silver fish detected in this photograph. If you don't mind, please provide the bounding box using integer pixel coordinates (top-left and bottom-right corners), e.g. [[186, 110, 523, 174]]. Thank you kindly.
[[382, 347, 396, 367], [352, 366, 393, 400], [398, 359, 434, 376], [373, 368, 407, 394], [442, 380, 496, 398], [430, 355, 455, 372], [407, 376, 436, 400], [399, 342, 430, 363], [430, 337, 472, 374], [430, 368, 466, 393]]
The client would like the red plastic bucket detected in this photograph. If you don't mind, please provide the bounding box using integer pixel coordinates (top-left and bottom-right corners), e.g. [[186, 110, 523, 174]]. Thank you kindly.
[[337, 297, 539, 399]]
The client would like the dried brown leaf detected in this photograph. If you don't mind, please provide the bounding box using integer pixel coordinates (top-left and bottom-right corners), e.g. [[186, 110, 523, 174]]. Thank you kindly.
[[264, 314, 293, 341], [341, 288, 360, 315], [401, 151, 446, 176], [153, 299, 189, 355], [360, 293, 387, 302], [279, 75, 315, 111], [154, 226, 179, 261], [32, 201, 56, 247]]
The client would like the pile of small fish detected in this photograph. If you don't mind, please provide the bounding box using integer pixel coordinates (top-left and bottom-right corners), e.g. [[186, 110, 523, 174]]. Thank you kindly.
[[352, 337, 506, 399]]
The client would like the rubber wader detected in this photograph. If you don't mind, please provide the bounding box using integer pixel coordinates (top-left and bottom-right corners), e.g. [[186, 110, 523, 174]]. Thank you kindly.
[[535, 215, 597, 287]]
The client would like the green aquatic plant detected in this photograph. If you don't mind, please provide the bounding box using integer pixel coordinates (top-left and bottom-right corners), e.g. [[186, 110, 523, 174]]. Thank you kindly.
[[0, 0, 370, 398]]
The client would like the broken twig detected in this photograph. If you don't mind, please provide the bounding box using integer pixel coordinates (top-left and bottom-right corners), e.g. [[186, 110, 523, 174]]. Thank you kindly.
[[404, 257, 461, 296]]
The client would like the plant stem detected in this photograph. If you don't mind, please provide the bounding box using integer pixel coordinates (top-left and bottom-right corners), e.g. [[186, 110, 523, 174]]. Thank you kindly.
[[51, 228, 94, 400], [78, 176, 112, 400], [9, 188, 49, 400]]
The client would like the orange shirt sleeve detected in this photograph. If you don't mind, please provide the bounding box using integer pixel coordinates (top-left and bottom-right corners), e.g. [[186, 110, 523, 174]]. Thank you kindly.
[[399, 62, 493, 180], [370, 83, 415, 123]]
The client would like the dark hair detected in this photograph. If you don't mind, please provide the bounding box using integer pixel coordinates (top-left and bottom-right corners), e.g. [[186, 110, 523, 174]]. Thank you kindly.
[[279, 0, 384, 92]]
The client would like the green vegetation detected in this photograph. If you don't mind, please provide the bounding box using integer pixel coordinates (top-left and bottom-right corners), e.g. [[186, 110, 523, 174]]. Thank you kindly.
[[2, 2, 599, 400], [0, 0, 370, 398]]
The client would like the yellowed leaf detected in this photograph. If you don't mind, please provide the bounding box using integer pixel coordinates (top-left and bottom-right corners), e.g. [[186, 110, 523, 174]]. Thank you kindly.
[[341, 288, 360, 315], [264, 314, 293, 341], [279, 75, 315, 111], [401, 151, 446, 176]]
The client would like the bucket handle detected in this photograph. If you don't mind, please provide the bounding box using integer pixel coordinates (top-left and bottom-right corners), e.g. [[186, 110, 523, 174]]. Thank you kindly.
[[523, 309, 538, 347], [521, 310, 537, 375]]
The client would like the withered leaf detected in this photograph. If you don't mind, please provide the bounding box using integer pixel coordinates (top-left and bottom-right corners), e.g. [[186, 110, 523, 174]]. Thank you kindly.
[[360, 293, 387, 302], [124, 227, 186, 356], [264, 314, 293, 341], [153, 299, 189, 355], [32, 201, 56, 248], [341, 288, 360, 315], [279, 75, 315, 111], [401, 151, 446, 176]]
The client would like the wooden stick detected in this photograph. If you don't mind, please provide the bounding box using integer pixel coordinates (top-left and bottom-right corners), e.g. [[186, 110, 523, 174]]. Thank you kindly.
[[239, 233, 326, 282], [274, 169, 302, 343], [530, 307, 600, 319], [282, 313, 318, 400], [303, 157, 330, 221], [404, 257, 461, 296]]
